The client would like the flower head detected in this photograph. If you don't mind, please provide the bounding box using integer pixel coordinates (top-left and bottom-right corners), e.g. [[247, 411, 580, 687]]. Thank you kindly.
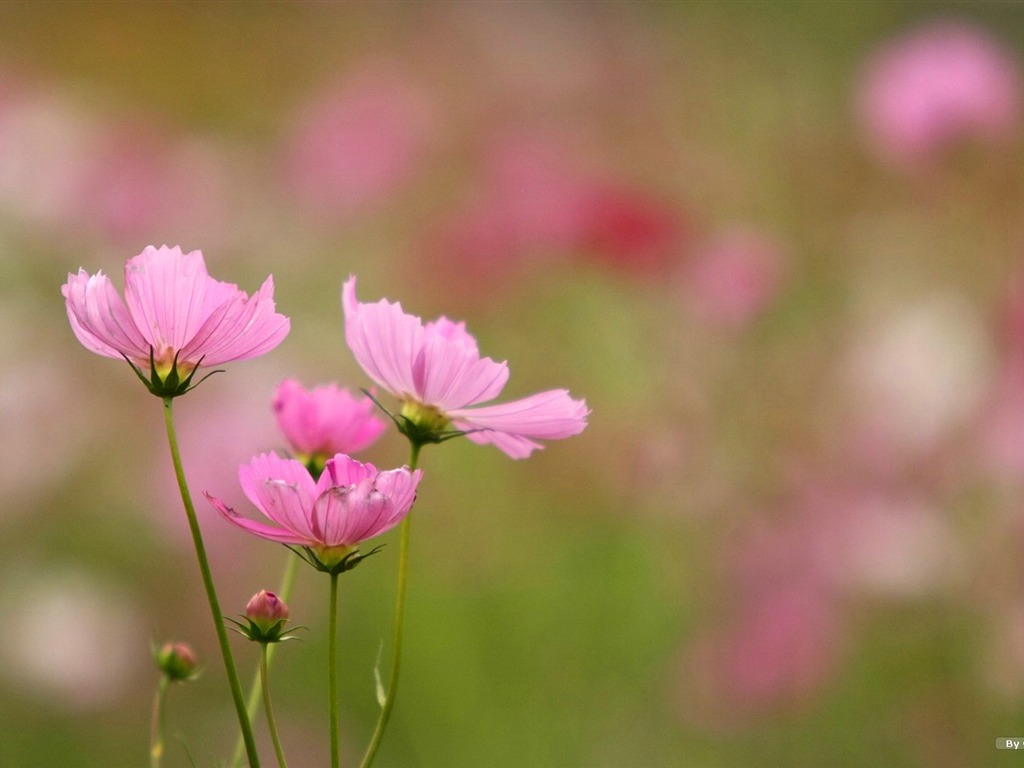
[[342, 276, 589, 458], [272, 379, 386, 471], [62, 245, 290, 397], [206, 451, 421, 574]]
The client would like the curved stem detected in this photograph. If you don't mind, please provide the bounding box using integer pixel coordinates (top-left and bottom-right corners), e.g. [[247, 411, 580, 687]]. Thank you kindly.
[[358, 443, 420, 768], [233, 552, 300, 767], [162, 397, 261, 768], [330, 571, 341, 768], [150, 676, 169, 768], [261, 644, 289, 768]]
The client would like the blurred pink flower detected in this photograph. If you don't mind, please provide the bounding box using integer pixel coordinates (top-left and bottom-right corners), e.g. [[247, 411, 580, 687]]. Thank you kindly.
[[207, 452, 421, 570], [284, 68, 438, 218], [342, 276, 589, 458], [686, 580, 842, 720], [76, 126, 234, 245], [978, 278, 1024, 477], [681, 229, 785, 330], [273, 378, 386, 462], [63, 245, 290, 388], [428, 134, 686, 291], [856, 20, 1021, 167]]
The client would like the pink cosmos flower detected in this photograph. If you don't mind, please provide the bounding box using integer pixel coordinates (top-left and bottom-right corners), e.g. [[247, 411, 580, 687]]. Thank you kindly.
[[681, 229, 786, 331], [62, 245, 290, 395], [856, 21, 1021, 167], [273, 379, 386, 463], [685, 580, 842, 721], [206, 452, 421, 571], [342, 276, 589, 459], [284, 68, 437, 220]]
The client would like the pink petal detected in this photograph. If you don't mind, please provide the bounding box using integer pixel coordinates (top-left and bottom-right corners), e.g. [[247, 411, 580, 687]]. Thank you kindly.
[[205, 492, 311, 545], [323, 453, 377, 488], [371, 466, 422, 518], [317, 465, 420, 545], [181, 276, 290, 365], [342, 276, 422, 398], [238, 453, 319, 539], [63, 269, 150, 360], [413, 330, 509, 410], [122, 246, 212, 354], [448, 389, 589, 439], [460, 429, 545, 459], [311, 483, 386, 546]]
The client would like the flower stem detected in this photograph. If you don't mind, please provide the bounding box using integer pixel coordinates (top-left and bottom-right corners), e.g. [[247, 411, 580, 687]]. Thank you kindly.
[[162, 397, 261, 768], [233, 553, 299, 768], [261, 644, 289, 768], [330, 571, 341, 768], [358, 442, 420, 768], [150, 676, 169, 768]]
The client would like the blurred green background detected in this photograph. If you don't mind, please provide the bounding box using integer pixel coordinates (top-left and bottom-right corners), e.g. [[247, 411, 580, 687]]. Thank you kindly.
[[4, 1, 1024, 766]]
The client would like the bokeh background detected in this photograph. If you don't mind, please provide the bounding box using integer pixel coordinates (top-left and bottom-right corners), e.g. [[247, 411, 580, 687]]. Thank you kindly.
[[3, 2, 1024, 766]]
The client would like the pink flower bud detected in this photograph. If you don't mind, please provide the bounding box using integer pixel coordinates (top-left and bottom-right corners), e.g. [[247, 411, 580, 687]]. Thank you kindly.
[[245, 590, 289, 634], [155, 641, 198, 682]]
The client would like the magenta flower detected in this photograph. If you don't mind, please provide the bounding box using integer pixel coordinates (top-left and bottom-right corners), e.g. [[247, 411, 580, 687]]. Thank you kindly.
[[206, 452, 422, 573], [342, 276, 589, 458], [63, 245, 290, 396], [272, 379, 386, 465]]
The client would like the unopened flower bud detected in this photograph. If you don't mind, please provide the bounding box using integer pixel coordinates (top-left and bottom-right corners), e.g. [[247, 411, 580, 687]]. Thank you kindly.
[[155, 641, 198, 682], [246, 590, 289, 633], [230, 590, 300, 644]]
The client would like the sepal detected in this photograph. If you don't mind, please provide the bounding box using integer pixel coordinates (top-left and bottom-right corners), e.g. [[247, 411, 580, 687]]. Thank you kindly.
[[288, 543, 386, 576], [122, 348, 223, 398]]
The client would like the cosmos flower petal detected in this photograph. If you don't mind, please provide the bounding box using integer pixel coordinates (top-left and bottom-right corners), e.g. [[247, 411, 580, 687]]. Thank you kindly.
[[181, 276, 291, 366], [323, 453, 378, 488], [413, 330, 509, 409], [371, 466, 423, 518], [206, 493, 312, 545], [334, 487, 392, 545], [123, 246, 211, 353], [62, 269, 150, 359], [238, 453, 319, 538], [342, 276, 421, 398], [449, 389, 589, 438], [459, 429, 545, 459]]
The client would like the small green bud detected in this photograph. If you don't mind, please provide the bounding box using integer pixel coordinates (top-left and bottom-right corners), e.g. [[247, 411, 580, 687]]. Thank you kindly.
[[154, 641, 199, 682]]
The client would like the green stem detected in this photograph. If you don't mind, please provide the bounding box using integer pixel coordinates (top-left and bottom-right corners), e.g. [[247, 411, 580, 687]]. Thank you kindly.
[[162, 397, 261, 768], [261, 644, 289, 768], [358, 442, 421, 768], [330, 571, 341, 768], [150, 676, 169, 768], [233, 553, 300, 768]]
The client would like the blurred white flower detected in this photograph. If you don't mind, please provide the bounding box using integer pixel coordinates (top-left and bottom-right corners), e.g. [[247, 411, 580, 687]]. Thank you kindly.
[[0, 568, 146, 710], [845, 294, 994, 458]]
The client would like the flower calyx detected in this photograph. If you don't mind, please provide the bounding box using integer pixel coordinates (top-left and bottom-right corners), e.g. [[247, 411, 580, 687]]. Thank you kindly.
[[362, 389, 466, 448], [122, 348, 223, 399], [290, 543, 386, 576]]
